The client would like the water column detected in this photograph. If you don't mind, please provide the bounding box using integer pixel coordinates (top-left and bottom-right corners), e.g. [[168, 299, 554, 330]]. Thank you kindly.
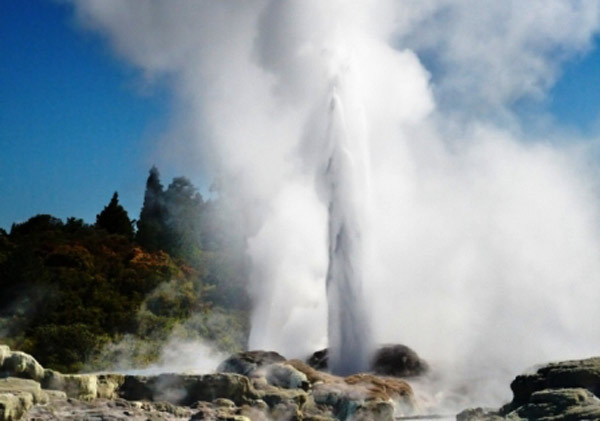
[[321, 71, 373, 375]]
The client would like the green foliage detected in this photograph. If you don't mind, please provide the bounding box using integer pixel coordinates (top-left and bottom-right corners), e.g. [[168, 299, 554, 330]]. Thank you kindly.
[[136, 166, 168, 252], [0, 215, 187, 371], [95, 192, 134, 239], [0, 167, 252, 373], [163, 176, 205, 259], [25, 324, 111, 373], [137, 168, 206, 260]]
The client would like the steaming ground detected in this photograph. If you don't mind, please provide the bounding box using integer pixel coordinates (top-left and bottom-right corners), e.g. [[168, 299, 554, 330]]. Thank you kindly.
[[68, 0, 600, 410], [121, 339, 226, 376]]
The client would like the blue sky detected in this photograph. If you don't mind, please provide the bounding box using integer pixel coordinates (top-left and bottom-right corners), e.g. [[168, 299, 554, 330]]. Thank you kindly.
[[0, 0, 172, 230], [1, 1, 599, 230]]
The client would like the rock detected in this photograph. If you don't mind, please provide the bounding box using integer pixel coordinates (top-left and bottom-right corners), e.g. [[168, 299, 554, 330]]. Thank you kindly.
[[0, 345, 423, 420], [506, 388, 600, 420], [190, 400, 215, 417], [119, 374, 154, 402], [264, 362, 310, 390], [44, 389, 67, 400], [285, 359, 336, 384], [0, 378, 47, 404], [42, 370, 99, 400], [269, 401, 302, 421], [456, 407, 504, 421], [303, 416, 337, 421], [307, 349, 329, 371], [213, 397, 236, 408], [26, 396, 194, 420], [120, 373, 258, 406], [62, 374, 98, 401], [0, 393, 32, 421], [40, 369, 62, 390], [510, 357, 600, 407], [95, 373, 125, 399], [352, 399, 395, 421], [0, 378, 48, 421], [258, 385, 308, 408], [239, 402, 270, 420], [189, 400, 249, 420], [344, 373, 415, 413], [218, 350, 287, 377], [461, 357, 600, 421], [0, 347, 9, 366], [0, 350, 45, 383], [306, 344, 428, 378], [371, 344, 429, 378], [312, 381, 395, 421]]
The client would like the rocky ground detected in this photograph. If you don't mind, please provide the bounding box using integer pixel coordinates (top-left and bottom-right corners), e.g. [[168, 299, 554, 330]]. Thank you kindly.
[[458, 357, 600, 420], [3, 343, 600, 420], [0, 344, 424, 420]]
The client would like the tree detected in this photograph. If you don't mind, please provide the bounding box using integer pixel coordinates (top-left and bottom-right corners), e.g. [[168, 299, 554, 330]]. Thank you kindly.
[[95, 192, 134, 239], [136, 166, 168, 251], [163, 176, 205, 258], [136, 168, 205, 258]]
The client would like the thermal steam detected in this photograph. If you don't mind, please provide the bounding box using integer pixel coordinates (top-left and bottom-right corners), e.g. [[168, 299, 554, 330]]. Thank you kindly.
[[68, 0, 600, 408]]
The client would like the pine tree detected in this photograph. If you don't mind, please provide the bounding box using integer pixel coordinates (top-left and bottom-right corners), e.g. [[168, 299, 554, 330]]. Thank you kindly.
[[95, 192, 134, 239], [136, 166, 168, 251], [163, 176, 204, 258]]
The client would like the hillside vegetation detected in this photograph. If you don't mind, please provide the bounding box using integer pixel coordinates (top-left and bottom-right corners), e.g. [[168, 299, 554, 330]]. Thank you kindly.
[[0, 168, 250, 372]]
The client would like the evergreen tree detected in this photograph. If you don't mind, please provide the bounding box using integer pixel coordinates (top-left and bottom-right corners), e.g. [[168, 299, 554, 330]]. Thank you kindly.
[[136, 166, 168, 251], [163, 176, 204, 258], [95, 192, 134, 239]]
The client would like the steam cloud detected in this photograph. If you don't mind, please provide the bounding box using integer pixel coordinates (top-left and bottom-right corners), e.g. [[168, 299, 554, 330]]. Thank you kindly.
[[68, 0, 600, 407]]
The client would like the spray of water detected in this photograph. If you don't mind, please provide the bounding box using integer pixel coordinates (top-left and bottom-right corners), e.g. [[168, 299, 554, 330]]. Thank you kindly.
[[321, 82, 372, 374], [68, 0, 600, 408]]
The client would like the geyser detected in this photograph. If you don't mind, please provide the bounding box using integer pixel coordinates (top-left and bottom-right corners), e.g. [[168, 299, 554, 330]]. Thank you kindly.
[[70, 0, 600, 407], [320, 85, 372, 374]]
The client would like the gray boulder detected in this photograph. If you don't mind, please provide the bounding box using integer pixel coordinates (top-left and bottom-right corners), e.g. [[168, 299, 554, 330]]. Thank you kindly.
[[306, 344, 429, 378], [371, 344, 429, 378], [119, 373, 259, 406], [0, 377, 48, 421], [508, 388, 600, 420], [0, 347, 9, 367], [510, 357, 600, 407], [460, 357, 600, 421], [312, 381, 395, 421], [263, 362, 310, 390], [42, 370, 99, 401], [456, 407, 504, 421], [0, 351, 45, 382], [217, 350, 287, 377]]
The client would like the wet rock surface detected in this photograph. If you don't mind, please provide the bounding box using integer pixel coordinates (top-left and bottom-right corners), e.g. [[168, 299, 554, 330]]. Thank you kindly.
[[371, 345, 429, 378], [218, 351, 287, 377], [459, 357, 600, 420], [0, 344, 420, 420], [0, 377, 48, 421], [306, 344, 429, 378], [6, 345, 600, 420], [510, 357, 600, 407]]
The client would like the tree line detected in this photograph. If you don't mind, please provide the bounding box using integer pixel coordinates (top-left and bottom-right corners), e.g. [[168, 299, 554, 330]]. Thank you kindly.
[[0, 167, 250, 372]]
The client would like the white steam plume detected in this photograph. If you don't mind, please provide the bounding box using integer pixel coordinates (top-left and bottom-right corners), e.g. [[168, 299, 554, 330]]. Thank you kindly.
[[68, 0, 600, 408]]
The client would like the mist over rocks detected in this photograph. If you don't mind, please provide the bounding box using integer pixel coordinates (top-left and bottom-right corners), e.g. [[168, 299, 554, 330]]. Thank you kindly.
[[6, 0, 600, 416], [458, 357, 600, 421], [217, 351, 287, 377], [306, 344, 429, 379], [0, 344, 420, 420], [372, 345, 429, 378], [6, 343, 600, 420]]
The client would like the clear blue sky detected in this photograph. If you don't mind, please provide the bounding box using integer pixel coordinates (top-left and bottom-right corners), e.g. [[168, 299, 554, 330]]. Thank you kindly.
[[1, 1, 599, 231], [0, 0, 172, 230]]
